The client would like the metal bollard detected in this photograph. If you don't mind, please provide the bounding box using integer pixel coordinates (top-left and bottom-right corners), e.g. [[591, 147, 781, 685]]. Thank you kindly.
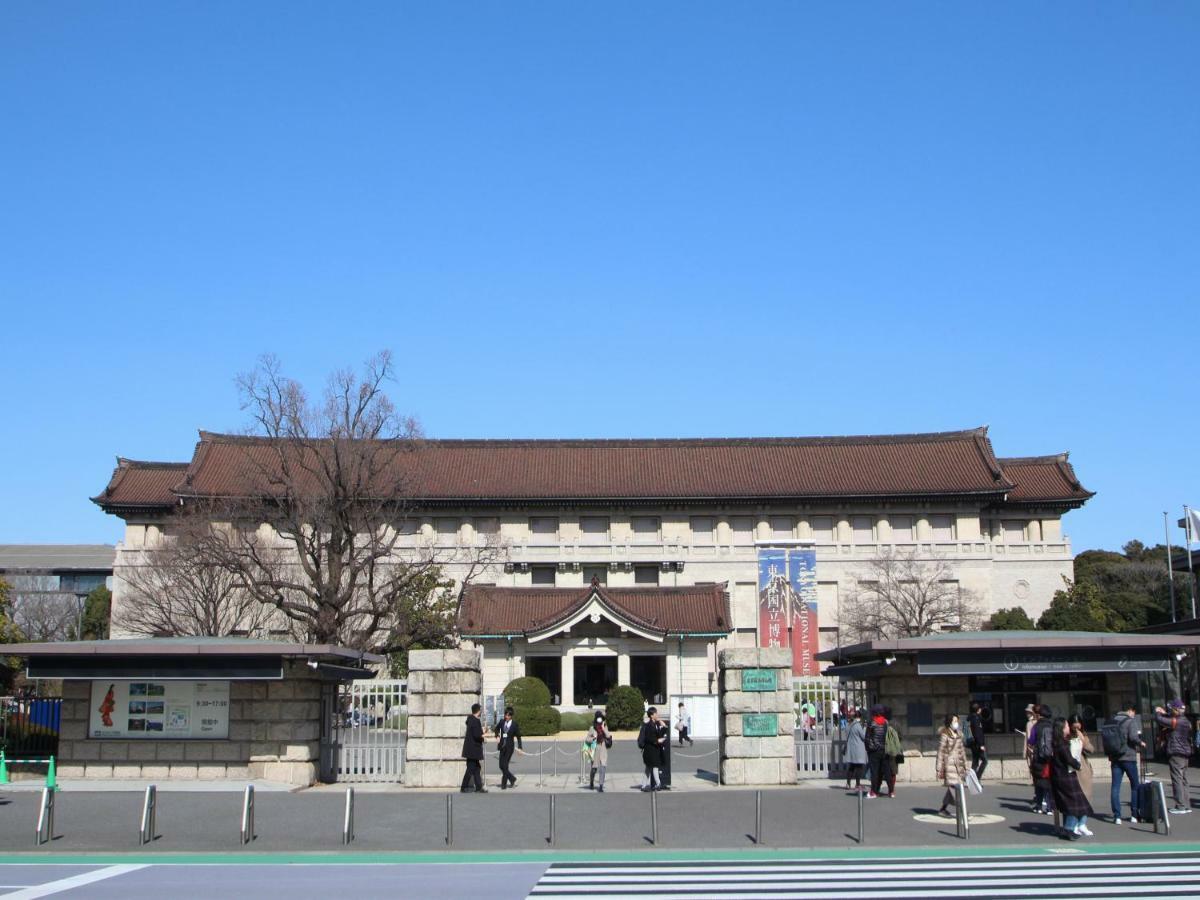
[[539, 749, 544, 787], [343, 787, 355, 845], [548, 795, 556, 846], [651, 788, 659, 845], [1150, 781, 1171, 836], [553, 740, 558, 778], [139, 784, 157, 846], [956, 782, 970, 840], [445, 794, 453, 846], [857, 787, 864, 844], [754, 791, 763, 846], [35, 786, 55, 846], [240, 784, 255, 845]]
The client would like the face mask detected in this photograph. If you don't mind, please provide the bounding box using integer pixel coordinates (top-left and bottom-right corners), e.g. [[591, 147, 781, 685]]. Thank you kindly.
[[951, 721, 960, 731]]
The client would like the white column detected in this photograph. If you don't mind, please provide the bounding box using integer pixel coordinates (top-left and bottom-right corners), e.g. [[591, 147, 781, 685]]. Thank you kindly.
[[560, 650, 574, 707]]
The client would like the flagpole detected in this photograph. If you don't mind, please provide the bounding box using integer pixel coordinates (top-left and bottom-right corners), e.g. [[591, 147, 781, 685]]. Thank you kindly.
[[1165, 511, 1178, 623], [1186, 505, 1198, 620]]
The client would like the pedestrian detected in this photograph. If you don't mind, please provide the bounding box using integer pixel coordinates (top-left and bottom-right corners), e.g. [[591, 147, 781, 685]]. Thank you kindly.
[[638, 706, 667, 791], [935, 714, 968, 817], [1107, 700, 1145, 824], [1029, 704, 1056, 815], [1050, 716, 1094, 839], [844, 708, 868, 792], [586, 711, 611, 792], [967, 701, 988, 780], [1154, 699, 1193, 815], [675, 702, 694, 746], [460, 702, 488, 794], [884, 706, 903, 797], [1068, 713, 1095, 804], [1023, 702, 1038, 805], [494, 705, 522, 790], [865, 705, 893, 798]]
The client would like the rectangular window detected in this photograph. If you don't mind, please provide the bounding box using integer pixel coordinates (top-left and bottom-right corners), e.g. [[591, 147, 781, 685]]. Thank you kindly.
[[851, 516, 873, 543], [530, 566, 556, 586], [890, 515, 913, 542], [631, 516, 660, 543], [530, 517, 558, 539], [690, 516, 714, 544], [811, 516, 834, 542], [770, 516, 793, 539], [1003, 520, 1025, 542], [634, 565, 659, 586], [580, 516, 609, 544], [731, 516, 755, 545], [475, 517, 499, 536], [582, 565, 608, 586], [931, 514, 954, 541], [435, 518, 459, 538], [396, 518, 421, 536]]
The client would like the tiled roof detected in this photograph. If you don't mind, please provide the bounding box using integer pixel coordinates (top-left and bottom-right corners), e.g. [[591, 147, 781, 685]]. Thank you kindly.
[[996, 454, 1094, 505], [458, 583, 731, 637], [0, 545, 116, 571], [95, 427, 1052, 511]]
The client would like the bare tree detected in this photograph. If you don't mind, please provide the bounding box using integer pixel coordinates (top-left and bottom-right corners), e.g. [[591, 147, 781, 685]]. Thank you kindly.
[[12, 592, 77, 642], [190, 352, 505, 652], [115, 515, 274, 638], [840, 548, 984, 642]]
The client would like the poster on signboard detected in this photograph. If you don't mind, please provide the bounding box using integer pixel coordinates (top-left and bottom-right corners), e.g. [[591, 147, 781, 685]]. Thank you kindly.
[[757, 547, 791, 654], [88, 681, 230, 739]]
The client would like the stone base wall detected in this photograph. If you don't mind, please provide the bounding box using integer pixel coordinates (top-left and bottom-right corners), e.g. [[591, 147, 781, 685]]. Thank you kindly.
[[719, 648, 797, 786], [55, 660, 322, 787], [404, 648, 481, 788]]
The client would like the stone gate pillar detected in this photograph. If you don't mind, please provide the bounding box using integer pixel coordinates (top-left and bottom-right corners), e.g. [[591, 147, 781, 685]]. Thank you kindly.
[[719, 647, 797, 785], [404, 648, 482, 788]]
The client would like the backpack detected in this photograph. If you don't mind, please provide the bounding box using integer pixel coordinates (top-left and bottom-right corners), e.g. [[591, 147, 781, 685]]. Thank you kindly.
[[865, 723, 885, 753], [1033, 720, 1054, 763], [1100, 722, 1124, 758]]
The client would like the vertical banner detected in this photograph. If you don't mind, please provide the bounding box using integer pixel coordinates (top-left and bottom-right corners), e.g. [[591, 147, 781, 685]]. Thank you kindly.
[[757, 548, 790, 654], [788, 546, 820, 676]]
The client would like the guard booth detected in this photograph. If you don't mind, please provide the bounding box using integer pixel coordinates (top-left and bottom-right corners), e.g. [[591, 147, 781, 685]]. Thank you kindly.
[[5, 638, 382, 787]]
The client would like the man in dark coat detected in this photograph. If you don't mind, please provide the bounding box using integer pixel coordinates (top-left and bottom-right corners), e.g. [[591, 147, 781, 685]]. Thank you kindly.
[[494, 705, 523, 789], [461, 702, 488, 793], [639, 706, 667, 791]]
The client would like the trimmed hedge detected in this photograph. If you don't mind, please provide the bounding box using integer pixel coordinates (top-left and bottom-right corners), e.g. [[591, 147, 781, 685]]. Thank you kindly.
[[559, 711, 593, 731], [605, 685, 645, 730], [517, 705, 561, 736], [504, 676, 552, 708]]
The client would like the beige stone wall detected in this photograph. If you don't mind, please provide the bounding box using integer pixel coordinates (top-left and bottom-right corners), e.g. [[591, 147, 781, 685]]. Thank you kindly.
[[55, 660, 322, 786], [404, 648, 482, 788], [719, 647, 796, 785]]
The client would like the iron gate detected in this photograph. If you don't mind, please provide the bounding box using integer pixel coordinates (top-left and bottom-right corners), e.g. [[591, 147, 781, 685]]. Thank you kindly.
[[334, 679, 407, 783], [793, 676, 869, 778]]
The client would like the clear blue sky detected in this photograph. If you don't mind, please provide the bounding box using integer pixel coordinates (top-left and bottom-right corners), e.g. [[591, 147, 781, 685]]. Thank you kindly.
[[2, 3, 1197, 554]]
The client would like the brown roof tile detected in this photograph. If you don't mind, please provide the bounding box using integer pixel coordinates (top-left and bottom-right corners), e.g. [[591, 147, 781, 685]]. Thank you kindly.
[[90, 459, 189, 509], [458, 583, 730, 637], [997, 454, 1094, 505]]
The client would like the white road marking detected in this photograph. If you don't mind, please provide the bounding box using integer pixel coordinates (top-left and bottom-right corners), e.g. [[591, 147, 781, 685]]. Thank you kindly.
[[4, 865, 147, 899]]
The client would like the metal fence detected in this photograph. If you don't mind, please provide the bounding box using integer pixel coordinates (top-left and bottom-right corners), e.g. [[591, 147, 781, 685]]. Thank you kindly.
[[792, 676, 867, 780], [335, 679, 406, 783], [1, 697, 62, 758]]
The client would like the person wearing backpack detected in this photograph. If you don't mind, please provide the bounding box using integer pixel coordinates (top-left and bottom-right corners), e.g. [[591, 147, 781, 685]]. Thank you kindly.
[[865, 705, 893, 798], [1028, 705, 1056, 815], [1154, 699, 1193, 814], [883, 707, 904, 797], [1106, 700, 1145, 824]]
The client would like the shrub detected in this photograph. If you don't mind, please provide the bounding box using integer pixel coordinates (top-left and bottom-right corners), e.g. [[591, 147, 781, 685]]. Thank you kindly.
[[517, 705, 561, 736], [503, 676, 552, 708], [559, 711, 593, 731], [605, 685, 645, 730]]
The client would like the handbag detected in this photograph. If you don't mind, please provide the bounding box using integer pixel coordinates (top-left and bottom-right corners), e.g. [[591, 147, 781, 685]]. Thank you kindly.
[[965, 768, 983, 795]]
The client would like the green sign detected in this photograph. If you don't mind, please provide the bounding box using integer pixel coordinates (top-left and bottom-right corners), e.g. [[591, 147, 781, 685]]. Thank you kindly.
[[742, 669, 778, 692], [742, 713, 779, 737]]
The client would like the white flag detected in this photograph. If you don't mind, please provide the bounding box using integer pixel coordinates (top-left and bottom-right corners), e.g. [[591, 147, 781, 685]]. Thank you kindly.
[[1189, 508, 1200, 544]]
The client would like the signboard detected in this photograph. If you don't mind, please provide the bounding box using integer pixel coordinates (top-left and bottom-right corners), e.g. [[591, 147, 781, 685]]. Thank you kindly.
[[756, 544, 820, 676], [89, 680, 230, 739], [917, 650, 1171, 676], [742, 669, 778, 692], [742, 713, 779, 737]]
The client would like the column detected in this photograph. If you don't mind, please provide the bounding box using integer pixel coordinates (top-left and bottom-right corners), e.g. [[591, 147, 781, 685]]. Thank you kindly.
[[617, 648, 631, 686], [560, 651, 574, 708]]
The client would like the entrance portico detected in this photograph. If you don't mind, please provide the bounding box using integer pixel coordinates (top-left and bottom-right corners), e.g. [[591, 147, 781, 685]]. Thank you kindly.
[[459, 582, 730, 710]]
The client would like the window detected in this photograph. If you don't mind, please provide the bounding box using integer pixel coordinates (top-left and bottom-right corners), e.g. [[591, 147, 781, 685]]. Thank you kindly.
[[731, 516, 755, 545], [530, 517, 558, 539], [851, 516, 873, 543], [690, 516, 714, 544], [890, 515, 913, 542], [632, 516, 659, 543], [811, 516, 834, 542], [1003, 520, 1025, 542], [582, 565, 607, 586], [770, 516, 793, 539], [435, 518, 459, 539], [634, 565, 659, 585], [475, 517, 499, 536], [531, 566, 556, 586], [396, 518, 421, 536], [931, 514, 954, 541], [580, 516, 609, 544]]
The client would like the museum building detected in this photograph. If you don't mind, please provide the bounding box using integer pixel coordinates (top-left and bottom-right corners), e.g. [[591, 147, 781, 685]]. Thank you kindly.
[[93, 426, 1093, 710]]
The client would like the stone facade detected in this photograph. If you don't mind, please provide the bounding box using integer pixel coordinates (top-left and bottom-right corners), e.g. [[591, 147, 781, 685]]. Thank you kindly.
[[719, 648, 797, 785], [403, 648, 482, 788], [54, 660, 323, 786]]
